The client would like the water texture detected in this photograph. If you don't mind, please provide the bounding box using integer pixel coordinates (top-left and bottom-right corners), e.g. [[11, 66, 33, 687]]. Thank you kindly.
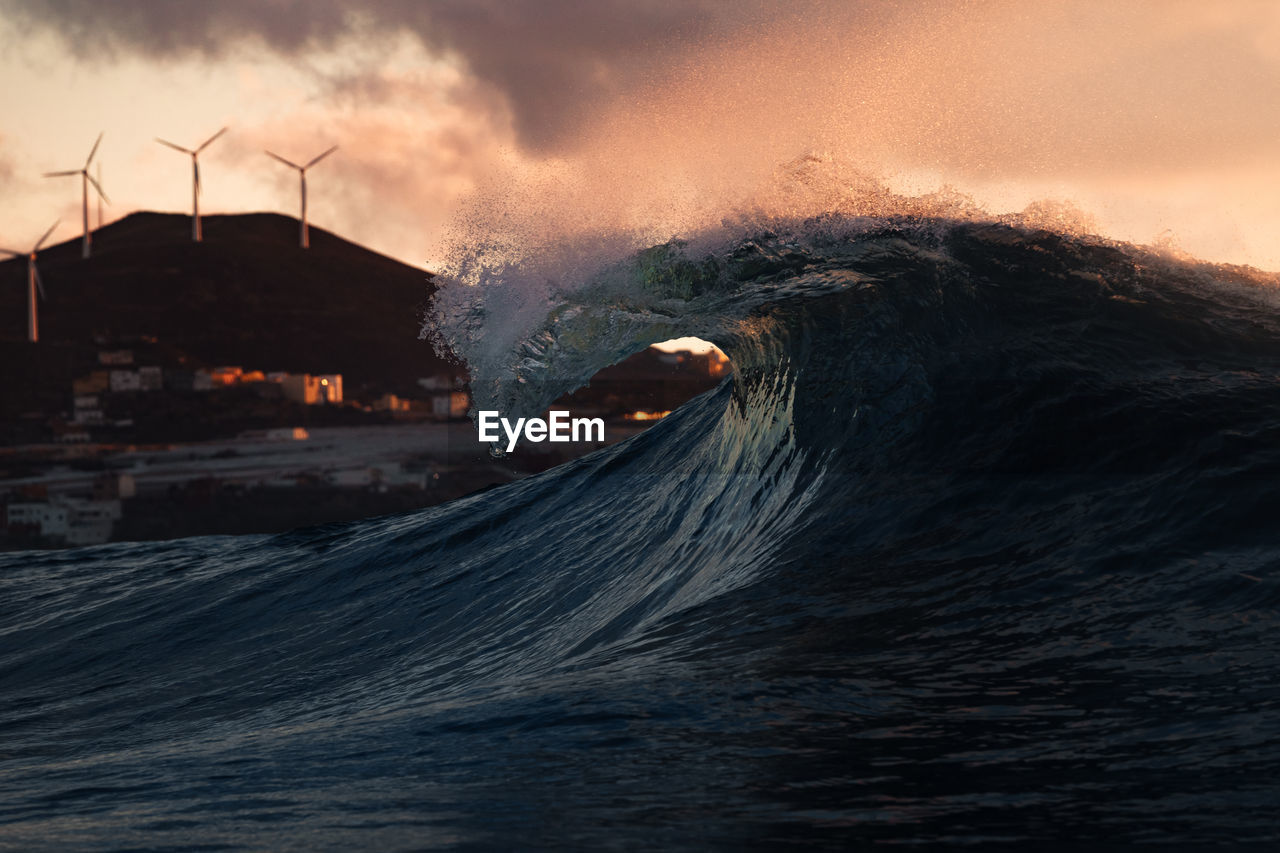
[[3, 218, 1280, 848]]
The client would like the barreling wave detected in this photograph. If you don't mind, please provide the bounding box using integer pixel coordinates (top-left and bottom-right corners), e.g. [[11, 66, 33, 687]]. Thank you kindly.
[[3, 212, 1280, 848]]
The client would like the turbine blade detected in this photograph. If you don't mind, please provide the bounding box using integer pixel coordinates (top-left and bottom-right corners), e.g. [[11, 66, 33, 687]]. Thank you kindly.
[[86, 174, 111, 204], [34, 219, 60, 251], [305, 145, 339, 169], [197, 126, 228, 152], [0, 247, 22, 256], [34, 265, 47, 300], [156, 138, 194, 154], [44, 170, 79, 177], [84, 131, 103, 168], [265, 150, 303, 170]]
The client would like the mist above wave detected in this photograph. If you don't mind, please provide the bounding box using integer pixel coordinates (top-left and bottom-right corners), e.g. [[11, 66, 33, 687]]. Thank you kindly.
[[424, 156, 1278, 430]]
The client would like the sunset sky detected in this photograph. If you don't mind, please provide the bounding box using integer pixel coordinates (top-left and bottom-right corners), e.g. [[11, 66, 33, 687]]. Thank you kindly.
[[2, 0, 1280, 272]]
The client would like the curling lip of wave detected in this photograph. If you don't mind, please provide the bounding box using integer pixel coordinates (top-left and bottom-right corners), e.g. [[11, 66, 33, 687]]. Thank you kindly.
[[428, 209, 1280, 435]]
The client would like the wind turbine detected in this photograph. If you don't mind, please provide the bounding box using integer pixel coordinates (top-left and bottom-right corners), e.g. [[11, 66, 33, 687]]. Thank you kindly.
[[265, 145, 338, 248], [156, 127, 228, 242], [44, 134, 108, 259], [0, 220, 60, 343]]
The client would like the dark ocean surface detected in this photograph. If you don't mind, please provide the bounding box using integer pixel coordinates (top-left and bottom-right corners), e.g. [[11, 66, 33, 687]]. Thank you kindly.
[[3, 219, 1279, 849]]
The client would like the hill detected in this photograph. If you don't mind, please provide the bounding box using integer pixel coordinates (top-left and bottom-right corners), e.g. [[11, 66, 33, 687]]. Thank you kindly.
[[0, 212, 452, 393]]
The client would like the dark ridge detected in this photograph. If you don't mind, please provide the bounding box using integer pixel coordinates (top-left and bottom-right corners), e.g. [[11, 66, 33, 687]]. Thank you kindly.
[[0, 212, 452, 392]]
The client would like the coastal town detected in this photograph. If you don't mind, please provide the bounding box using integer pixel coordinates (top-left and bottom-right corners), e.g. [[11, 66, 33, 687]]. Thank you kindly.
[[1, 339, 729, 549]]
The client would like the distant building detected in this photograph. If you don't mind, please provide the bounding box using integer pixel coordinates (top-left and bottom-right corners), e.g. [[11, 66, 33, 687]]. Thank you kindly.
[[281, 374, 312, 404], [6, 503, 71, 538], [430, 390, 469, 419], [106, 366, 167, 393], [109, 370, 142, 392], [65, 498, 121, 546], [72, 371, 111, 395], [210, 366, 243, 386], [98, 349, 133, 366], [72, 393, 104, 426], [64, 497, 123, 523], [138, 366, 163, 391], [65, 521, 114, 547], [281, 373, 343, 405], [317, 375, 342, 403], [6, 497, 118, 545], [373, 393, 411, 412]]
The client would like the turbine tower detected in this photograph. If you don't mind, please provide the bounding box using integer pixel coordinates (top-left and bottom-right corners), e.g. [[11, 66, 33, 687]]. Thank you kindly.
[[156, 127, 228, 242], [265, 145, 338, 248], [44, 134, 108, 259], [0, 220, 60, 343]]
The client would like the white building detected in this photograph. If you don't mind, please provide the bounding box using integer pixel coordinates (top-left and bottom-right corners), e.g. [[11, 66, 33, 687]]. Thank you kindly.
[[110, 365, 168, 392], [109, 370, 142, 392], [7, 503, 71, 537], [63, 497, 123, 523], [6, 498, 121, 546]]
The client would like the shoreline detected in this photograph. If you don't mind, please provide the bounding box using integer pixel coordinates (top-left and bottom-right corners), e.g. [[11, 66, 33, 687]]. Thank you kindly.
[[0, 419, 654, 550]]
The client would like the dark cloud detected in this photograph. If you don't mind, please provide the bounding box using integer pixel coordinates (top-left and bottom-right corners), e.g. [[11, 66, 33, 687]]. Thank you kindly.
[[10, 0, 1280, 268], [0, 0, 763, 151], [0, 0, 353, 58]]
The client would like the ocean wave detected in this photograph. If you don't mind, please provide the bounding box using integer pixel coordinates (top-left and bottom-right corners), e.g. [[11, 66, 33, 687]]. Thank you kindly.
[[4, 215, 1280, 847]]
